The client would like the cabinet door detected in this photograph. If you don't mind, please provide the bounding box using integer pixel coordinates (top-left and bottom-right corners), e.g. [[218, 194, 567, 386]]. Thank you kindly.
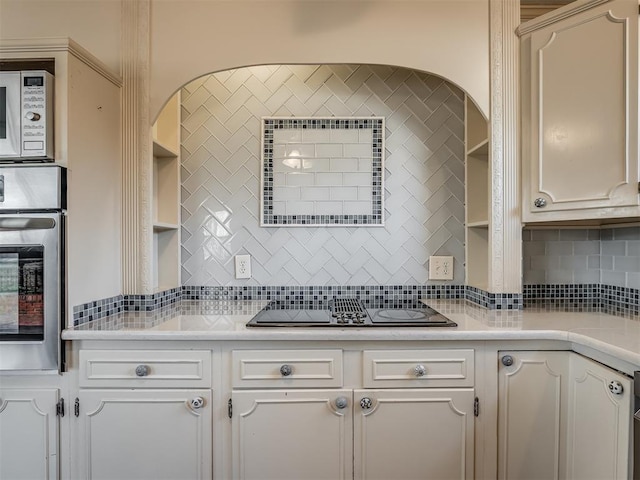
[[232, 389, 353, 480], [77, 389, 212, 480], [566, 354, 632, 480], [522, 0, 639, 221], [0, 388, 59, 480], [497, 351, 570, 480], [353, 388, 475, 480]]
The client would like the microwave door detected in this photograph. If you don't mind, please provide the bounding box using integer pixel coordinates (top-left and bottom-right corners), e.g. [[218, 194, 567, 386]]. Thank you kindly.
[[0, 72, 22, 158]]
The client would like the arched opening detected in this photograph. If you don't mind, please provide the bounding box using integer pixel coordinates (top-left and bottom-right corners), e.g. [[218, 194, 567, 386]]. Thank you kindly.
[[153, 63, 488, 294]]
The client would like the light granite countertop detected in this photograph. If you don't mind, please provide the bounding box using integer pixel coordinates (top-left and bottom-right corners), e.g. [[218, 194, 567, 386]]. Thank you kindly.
[[62, 299, 640, 369]]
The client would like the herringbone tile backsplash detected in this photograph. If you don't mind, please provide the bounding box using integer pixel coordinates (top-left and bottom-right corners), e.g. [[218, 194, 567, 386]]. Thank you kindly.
[[181, 65, 465, 286]]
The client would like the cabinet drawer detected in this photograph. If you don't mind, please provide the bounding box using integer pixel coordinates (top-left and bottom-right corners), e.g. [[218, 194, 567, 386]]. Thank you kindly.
[[232, 349, 343, 388], [363, 349, 474, 388], [79, 350, 211, 388]]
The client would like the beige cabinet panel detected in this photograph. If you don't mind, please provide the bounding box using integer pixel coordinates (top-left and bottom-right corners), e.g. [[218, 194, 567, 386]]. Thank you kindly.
[[497, 351, 570, 480], [566, 354, 632, 480], [232, 389, 353, 480], [0, 388, 59, 480], [77, 389, 212, 480], [521, 0, 639, 222], [354, 388, 475, 480]]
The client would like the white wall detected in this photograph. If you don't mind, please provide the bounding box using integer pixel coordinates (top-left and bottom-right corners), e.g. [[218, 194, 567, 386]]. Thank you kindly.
[[150, 0, 489, 120], [0, 0, 122, 75]]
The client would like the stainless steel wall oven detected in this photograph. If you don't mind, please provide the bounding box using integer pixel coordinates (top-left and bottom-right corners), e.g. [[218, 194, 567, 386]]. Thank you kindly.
[[0, 165, 65, 371]]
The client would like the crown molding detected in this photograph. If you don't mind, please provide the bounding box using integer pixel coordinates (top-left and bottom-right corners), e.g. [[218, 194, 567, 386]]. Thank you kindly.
[[0, 37, 122, 87], [517, 0, 611, 36]]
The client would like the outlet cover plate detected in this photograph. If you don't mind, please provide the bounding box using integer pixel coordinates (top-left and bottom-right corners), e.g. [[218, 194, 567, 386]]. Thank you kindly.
[[429, 256, 454, 280], [235, 254, 252, 279]]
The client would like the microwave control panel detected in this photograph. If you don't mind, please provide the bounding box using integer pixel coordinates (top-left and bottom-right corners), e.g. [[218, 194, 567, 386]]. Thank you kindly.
[[20, 71, 54, 159]]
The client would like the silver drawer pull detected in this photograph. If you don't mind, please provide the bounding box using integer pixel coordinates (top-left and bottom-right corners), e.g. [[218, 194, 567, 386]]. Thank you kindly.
[[335, 396, 348, 410], [135, 364, 150, 377], [360, 397, 373, 410], [414, 364, 426, 377], [280, 364, 293, 377], [501, 355, 514, 367], [608, 380, 623, 395]]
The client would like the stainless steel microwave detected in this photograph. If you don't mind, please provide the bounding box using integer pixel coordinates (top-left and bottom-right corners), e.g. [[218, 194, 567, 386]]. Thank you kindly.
[[0, 70, 54, 160]]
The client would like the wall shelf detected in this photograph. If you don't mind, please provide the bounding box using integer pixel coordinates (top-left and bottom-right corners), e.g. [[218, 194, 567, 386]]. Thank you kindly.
[[464, 97, 490, 291], [152, 92, 181, 290]]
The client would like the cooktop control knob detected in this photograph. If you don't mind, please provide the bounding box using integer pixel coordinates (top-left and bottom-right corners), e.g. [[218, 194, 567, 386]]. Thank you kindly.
[[25, 112, 41, 121]]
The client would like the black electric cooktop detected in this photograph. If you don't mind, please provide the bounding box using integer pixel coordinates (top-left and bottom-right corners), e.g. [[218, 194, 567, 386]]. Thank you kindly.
[[246, 298, 457, 328]]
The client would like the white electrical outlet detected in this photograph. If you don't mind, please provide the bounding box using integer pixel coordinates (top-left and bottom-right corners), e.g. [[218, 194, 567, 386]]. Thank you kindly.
[[235, 255, 252, 279], [429, 256, 454, 281]]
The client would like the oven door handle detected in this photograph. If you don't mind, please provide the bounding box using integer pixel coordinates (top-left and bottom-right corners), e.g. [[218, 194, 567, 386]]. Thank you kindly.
[[0, 217, 56, 231]]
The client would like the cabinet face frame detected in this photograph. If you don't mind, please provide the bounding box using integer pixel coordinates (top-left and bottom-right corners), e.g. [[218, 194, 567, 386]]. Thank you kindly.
[[521, 0, 640, 222]]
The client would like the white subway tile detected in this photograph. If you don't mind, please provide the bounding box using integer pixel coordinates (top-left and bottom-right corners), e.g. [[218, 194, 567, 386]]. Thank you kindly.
[[358, 186, 373, 200], [358, 158, 373, 172], [316, 172, 343, 186], [301, 187, 330, 201], [344, 201, 372, 215], [330, 187, 358, 200], [273, 128, 302, 144], [330, 158, 359, 172], [272, 201, 287, 215], [344, 143, 372, 157], [359, 129, 373, 144], [331, 129, 359, 143], [303, 158, 330, 172], [316, 144, 343, 157], [285, 201, 314, 215], [286, 172, 315, 186], [273, 186, 300, 201], [302, 129, 330, 143], [273, 173, 286, 187], [343, 172, 371, 186], [285, 144, 315, 158], [272, 144, 286, 158], [315, 201, 344, 215]]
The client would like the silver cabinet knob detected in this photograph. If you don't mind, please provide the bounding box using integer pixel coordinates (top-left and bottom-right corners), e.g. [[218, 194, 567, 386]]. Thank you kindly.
[[280, 364, 293, 377], [608, 380, 624, 395], [501, 355, 514, 367], [335, 396, 348, 409], [135, 364, 150, 377], [360, 397, 373, 410], [534, 197, 547, 208], [414, 364, 426, 377], [189, 397, 205, 410]]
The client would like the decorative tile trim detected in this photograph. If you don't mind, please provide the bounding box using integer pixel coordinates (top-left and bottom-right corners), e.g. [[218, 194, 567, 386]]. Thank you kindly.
[[524, 284, 639, 318], [74, 283, 638, 326], [261, 117, 384, 226]]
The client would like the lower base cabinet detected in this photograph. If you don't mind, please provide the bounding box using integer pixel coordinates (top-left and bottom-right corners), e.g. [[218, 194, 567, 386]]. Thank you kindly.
[[354, 388, 475, 480], [76, 389, 212, 480], [0, 388, 60, 480], [232, 388, 475, 480], [498, 351, 632, 480]]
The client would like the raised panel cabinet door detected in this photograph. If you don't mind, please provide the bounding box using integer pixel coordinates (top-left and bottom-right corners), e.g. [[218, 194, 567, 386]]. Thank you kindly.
[[523, 0, 639, 221], [497, 351, 570, 480], [232, 389, 353, 480], [566, 354, 632, 480], [353, 388, 475, 480], [78, 389, 212, 480], [0, 388, 59, 480]]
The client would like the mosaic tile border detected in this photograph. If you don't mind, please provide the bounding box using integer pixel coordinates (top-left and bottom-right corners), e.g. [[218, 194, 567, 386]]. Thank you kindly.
[[73, 283, 639, 326], [261, 117, 384, 226]]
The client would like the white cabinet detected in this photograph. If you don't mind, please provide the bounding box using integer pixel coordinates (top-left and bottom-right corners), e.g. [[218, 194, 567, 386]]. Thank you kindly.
[[0, 388, 60, 480], [519, 0, 640, 223], [152, 92, 181, 290], [498, 351, 632, 480], [74, 349, 212, 479], [232, 389, 353, 480], [231, 348, 475, 480], [77, 389, 212, 480], [354, 388, 475, 480], [497, 351, 569, 480], [566, 353, 632, 480]]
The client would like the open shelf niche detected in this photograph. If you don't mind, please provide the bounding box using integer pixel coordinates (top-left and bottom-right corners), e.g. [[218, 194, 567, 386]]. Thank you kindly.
[[152, 92, 181, 291], [465, 97, 490, 291]]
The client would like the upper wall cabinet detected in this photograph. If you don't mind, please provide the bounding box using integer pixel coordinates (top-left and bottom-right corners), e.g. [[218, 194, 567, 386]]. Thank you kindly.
[[519, 0, 639, 223]]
